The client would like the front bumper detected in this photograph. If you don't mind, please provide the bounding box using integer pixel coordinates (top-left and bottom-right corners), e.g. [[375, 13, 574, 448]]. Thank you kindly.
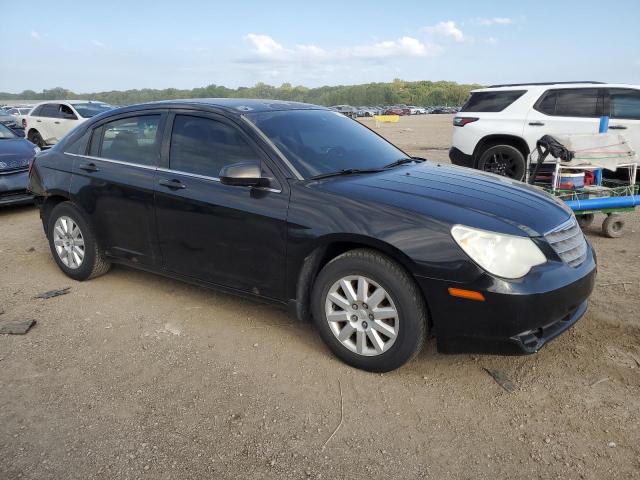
[[448, 147, 475, 168], [416, 247, 597, 354], [0, 169, 34, 206]]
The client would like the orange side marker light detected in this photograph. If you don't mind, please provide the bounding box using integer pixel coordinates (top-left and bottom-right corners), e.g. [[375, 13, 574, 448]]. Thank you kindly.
[[448, 288, 485, 302]]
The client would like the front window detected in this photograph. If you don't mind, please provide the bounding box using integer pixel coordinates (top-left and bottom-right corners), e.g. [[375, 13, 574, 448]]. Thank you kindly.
[[72, 102, 113, 118], [246, 109, 408, 178], [0, 123, 18, 139]]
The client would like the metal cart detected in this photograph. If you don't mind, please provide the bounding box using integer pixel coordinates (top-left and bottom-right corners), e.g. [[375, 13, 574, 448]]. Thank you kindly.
[[528, 134, 639, 238]]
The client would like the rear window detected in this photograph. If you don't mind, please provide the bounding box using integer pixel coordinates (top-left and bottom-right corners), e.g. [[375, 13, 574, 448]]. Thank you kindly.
[[461, 90, 526, 112]]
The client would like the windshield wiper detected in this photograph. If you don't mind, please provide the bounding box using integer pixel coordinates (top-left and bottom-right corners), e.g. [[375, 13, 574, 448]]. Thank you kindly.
[[309, 168, 384, 180], [383, 157, 425, 169]]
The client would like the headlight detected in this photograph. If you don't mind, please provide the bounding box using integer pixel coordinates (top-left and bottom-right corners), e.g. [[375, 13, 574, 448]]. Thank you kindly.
[[451, 225, 546, 279]]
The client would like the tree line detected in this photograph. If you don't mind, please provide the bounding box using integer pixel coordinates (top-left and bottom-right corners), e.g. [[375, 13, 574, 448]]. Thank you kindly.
[[0, 79, 480, 107]]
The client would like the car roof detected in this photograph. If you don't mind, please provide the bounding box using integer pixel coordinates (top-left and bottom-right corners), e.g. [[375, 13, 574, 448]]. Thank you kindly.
[[134, 98, 325, 114], [472, 82, 639, 93], [32, 99, 110, 106]]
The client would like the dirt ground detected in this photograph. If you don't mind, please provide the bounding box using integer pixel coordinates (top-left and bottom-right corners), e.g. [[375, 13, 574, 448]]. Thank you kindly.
[[1, 114, 639, 480]]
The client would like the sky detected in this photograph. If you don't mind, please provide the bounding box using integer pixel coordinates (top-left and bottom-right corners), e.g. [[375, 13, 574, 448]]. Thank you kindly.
[[1, 0, 639, 93]]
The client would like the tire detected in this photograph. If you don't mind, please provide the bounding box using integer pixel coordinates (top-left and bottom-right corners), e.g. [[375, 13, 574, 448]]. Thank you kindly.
[[577, 213, 595, 229], [477, 144, 526, 180], [311, 249, 427, 372], [46, 201, 111, 281], [28, 129, 46, 148], [602, 214, 625, 238]]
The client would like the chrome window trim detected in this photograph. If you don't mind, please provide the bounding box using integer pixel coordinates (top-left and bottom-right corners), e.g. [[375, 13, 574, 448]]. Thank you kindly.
[[64, 152, 281, 193], [157, 168, 282, 193], [240, 115, 304, 180], [64, 152, 157, 171]]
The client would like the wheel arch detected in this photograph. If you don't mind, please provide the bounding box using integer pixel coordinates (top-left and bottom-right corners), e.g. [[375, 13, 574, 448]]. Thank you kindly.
[[473, 134, 530, 167], [290, 234, 424, 323], [39, 194, 71, 229]]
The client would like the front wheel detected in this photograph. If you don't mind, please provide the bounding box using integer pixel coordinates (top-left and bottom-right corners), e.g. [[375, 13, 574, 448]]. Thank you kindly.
[[311, 249, 427, 372], [477, 145, 526, 180], [47, 201, 111, 281]]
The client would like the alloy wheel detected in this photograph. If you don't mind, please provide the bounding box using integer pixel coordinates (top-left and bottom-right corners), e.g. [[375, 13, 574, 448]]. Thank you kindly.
[[483, 151, 518, 177], [53, 216, 85, 269], [324, 275, 399, 356]]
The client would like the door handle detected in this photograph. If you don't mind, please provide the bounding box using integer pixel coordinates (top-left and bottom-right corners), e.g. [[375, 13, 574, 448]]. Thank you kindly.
[[54, 121, 60, 124], [528, 121, 545, 126], [159, 178, 186, 190], [36, 119, 42, 123], [79, 162, 99, 172], [609, 125, 627, 130]]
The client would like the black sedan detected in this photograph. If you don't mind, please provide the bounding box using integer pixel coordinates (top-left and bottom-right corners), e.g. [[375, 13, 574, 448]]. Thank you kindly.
[[0, 123, 38, 206], [28, 99, 596, 372]]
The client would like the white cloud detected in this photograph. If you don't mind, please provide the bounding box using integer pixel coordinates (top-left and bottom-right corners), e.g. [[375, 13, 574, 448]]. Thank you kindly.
[[472, 17, 513, 26], [30, 30, 41, 40], [91, 39, 105, 48], [424, 21, 465, 43], [242, 34, 439, 63], [244, 34, 287, 57]]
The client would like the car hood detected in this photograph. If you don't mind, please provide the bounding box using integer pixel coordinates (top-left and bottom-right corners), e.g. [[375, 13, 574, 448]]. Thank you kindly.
[[311, 162, 572, 237], [0, 138, 35, 169]]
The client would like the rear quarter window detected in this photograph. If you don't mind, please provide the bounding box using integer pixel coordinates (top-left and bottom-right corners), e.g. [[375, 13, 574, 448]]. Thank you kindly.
[[460, 90, 526, 112]]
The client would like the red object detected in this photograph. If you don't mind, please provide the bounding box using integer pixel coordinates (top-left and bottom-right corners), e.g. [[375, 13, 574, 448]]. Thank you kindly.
[[584, 170, 595, 186]]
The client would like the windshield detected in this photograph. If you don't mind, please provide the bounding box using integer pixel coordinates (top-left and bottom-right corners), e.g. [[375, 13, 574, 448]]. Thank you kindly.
[[0, 123, 18, 139], [72, 102, 113, 118], [246, 109, 408, 178]]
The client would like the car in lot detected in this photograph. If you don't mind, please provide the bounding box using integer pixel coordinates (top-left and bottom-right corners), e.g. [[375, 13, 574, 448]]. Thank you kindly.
[[0, 123, 39, 206], [29, 99, 596, 372], [24, 100, 113, 147], [449, 81, 640, 179], [0, 110, 23, 133]]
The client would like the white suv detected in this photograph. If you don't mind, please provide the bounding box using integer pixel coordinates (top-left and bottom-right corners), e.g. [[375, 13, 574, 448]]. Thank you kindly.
[[450, 82, 640, 179], [24, 100, 113, 147]]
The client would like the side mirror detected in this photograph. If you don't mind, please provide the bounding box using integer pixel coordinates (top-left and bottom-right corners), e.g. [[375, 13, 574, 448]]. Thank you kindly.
[[219, 161, 267, 187]]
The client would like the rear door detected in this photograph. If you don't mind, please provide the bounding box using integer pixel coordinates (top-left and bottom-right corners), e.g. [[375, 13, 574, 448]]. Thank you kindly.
[[154, 111, 289, 300], [524, 88, 604, 151], [605, 88, 640, 160], [69, 111, 166, 266]]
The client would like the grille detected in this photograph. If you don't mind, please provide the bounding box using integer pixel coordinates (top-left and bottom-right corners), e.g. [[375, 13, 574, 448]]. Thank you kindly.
[[544, 217, 587, 267]]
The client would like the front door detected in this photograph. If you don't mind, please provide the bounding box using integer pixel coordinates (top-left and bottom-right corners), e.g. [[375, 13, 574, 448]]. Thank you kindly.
[[70, 112, 165, 266], [154, 112, 289, 300]]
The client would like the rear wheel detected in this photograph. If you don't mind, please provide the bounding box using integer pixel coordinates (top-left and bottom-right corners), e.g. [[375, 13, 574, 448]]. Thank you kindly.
[[602, 214, 625, 238], [28, 129, 45, 148], [47, 202, 111, 281], [477, 144, 526, 180], [311, 249, 427, 372]]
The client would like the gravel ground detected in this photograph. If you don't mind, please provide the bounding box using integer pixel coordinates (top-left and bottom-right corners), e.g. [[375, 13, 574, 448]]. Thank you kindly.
[[1, 114, 639, 480]]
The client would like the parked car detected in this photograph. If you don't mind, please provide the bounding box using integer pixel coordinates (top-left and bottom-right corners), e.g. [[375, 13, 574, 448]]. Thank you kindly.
[[329, 105, 357, 118], [408, 106, 426, 115], [6, 107, 33, 117], [29, 99, 596, 372], [383, 107, 405, 116], [449, 81, 640, 180], [24, 100, 113, 147], [0, 123, 39, 206], [0, 111, 23, 132], [356, 107, 377, 117]]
